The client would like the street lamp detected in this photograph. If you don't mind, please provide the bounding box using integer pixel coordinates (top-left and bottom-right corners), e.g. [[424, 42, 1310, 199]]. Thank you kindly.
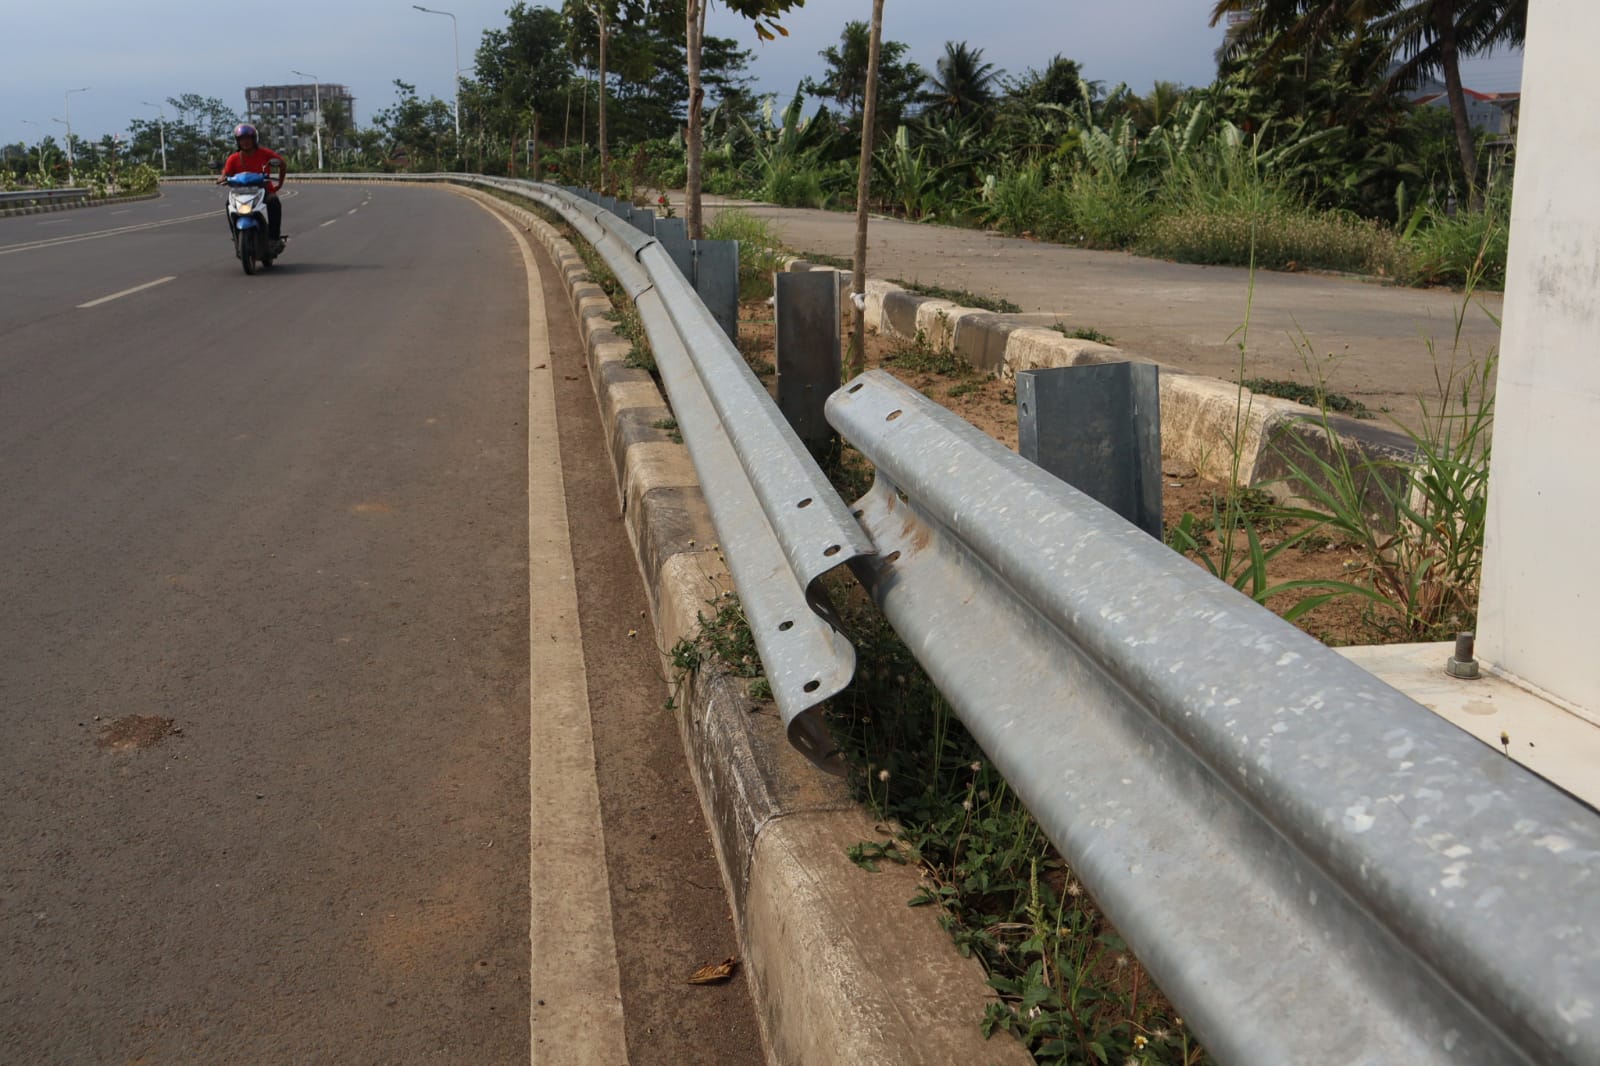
[[412, 5, 461, 155], [21, 119, 43, 166], [63, 87, 89, 185], [141, 101, 167, 172], [290, 70, 324, 171]]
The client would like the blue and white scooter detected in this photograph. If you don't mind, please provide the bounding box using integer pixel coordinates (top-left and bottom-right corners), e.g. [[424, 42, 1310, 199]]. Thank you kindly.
[[223, 172, 286, 275]]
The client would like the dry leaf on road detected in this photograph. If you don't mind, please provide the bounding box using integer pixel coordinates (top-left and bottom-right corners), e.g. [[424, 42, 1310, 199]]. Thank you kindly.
[[687, 957, 739, 985]]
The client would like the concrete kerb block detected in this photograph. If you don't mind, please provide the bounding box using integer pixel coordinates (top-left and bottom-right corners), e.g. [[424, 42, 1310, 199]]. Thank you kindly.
[[1003, 326, 1129, 377], [748, 809, 1033, 1066], [474, 193, 1024, 1066], [912, 299, 967, 351]]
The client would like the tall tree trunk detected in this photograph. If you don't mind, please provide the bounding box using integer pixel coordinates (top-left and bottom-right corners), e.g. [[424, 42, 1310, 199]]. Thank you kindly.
[[686, 1, 708, 238], [1434, 0, 1480, 208], [531, 112, 541, 176], [598, 7, 610, 193], [849, 0, 886, 380]]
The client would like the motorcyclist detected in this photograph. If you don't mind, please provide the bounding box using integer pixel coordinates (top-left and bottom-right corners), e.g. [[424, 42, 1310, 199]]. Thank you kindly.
[[217, 123, 286, 246]]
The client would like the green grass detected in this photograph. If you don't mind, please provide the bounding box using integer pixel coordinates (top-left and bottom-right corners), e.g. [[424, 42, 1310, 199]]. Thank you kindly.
[[883, 330, 975, 377], [888, 279, 1022, 315], [1137, 206, 1407, 278], [1051, 323, 1115, 345], [795, 249, 854, 271], [1243, 378, 1373, 419], [705, 208, 785, 301]]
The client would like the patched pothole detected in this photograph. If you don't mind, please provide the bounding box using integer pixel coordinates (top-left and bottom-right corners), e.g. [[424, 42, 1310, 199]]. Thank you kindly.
[[96, 715, 176, 751]]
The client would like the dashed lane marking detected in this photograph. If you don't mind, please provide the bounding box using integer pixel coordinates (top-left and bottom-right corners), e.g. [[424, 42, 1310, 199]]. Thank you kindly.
[[77, 276, 177, 309], [0, 210, 216, 256]]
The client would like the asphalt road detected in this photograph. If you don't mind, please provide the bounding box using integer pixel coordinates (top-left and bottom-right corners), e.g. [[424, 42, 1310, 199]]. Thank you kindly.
[[1, 183, 535, 1060]]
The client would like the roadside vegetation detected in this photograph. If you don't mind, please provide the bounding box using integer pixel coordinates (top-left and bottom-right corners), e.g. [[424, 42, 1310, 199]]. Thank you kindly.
[[6, 2, 1521, 293]]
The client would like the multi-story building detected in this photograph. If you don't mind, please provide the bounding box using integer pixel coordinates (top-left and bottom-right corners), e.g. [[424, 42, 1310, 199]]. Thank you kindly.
[[244, 83, 357, 154]]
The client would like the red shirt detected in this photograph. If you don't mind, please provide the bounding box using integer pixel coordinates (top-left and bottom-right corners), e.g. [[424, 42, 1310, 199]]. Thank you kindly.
[[222, 146, 286, 194]]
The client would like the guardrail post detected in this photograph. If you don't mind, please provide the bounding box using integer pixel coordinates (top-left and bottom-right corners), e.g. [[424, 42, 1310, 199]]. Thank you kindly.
[[600, 195, 620, 216], [631, 207, 656, 236], [775, 271, 842, 461], [1017, 363, 1162, 538], [653, 218, 693, 280], [694, 239, 740, 343]]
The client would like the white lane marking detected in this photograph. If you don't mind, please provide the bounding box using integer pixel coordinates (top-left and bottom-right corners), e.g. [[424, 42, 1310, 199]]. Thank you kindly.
[[477, 200, 630, 1065], [77, 275, 177, 309], [0, 210, 216, 256], [346, 208, 358, 216], [35, 219, 70, 226], [320, 219, 337, 227], [110, 210, 132, 215]]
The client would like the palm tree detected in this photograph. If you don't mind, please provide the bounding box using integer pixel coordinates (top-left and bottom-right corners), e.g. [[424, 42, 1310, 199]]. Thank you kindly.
[[922, 41, 1001, 125], [1210, 0, 1526, 202]]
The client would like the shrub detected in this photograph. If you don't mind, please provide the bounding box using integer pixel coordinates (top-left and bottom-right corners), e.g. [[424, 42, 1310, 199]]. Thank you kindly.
[[1403, 201, 1509, 289], [1138, 206, 1407, 277], [705, 207, 785, 300], [980, 163, 1048, 236], [1055, 169, 1155, 248]]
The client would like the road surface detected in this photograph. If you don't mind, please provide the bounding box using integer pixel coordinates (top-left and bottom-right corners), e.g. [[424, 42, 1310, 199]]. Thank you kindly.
[[0, 183, 760, 1063]]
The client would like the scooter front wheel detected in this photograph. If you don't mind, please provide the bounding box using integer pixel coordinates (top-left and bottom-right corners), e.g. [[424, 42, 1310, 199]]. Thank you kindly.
[[240, 229, 257, 275]]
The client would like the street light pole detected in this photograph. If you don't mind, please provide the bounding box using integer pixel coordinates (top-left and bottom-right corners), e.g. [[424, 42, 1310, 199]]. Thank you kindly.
[[291, 70, 324, 170], [412, 5, 461, 160], [63, 87, 89, 185], [141, 101, 167, 172], [21, 119, 43, 167]]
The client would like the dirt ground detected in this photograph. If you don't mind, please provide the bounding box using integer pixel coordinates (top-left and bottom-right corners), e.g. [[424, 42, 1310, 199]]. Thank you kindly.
[[737, 299, 1395, 649]]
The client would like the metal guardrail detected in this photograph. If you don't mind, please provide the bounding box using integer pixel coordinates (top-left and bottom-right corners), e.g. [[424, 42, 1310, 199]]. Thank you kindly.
[[0, 187, 90, 206], [826, 370, 1600, 1066], [471, 177, 874, 771], [159, 172, 1600, 1060]]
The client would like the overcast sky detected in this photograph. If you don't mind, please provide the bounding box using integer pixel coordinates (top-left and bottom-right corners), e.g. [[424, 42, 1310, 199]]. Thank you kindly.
[[3, 0, 1524, 148]]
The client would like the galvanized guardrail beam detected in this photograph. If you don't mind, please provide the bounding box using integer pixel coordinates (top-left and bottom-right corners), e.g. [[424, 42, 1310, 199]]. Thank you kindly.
[[827, 369, 1600, 1066], [0, 187, 91, 206], [490, 179, 873, 771]]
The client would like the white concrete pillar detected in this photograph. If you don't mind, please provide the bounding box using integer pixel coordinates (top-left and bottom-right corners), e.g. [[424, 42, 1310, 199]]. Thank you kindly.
[[1477, 0, 1600, 717]]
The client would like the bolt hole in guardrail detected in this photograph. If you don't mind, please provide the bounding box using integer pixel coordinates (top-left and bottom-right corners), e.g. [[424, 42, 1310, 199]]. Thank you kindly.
[[886, 409, 903, 422], [824, 545, 842, 557], [885, 551, 901, 564], [848, 382, 864, 394], [798, 498, 813, 509], [803, 680, 820, 693], [779, 620, 794, 632]]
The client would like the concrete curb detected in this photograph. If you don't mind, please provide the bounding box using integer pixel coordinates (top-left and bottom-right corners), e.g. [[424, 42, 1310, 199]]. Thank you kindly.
[[464, 189, 1028, 1065], [0, 191, 160, 218], [788, 260, 1416, 507]]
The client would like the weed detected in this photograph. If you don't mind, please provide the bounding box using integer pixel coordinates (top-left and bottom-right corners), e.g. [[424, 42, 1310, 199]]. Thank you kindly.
[[1403, 192, 1509, 289], [651, 417, 683, 445], [667, 592, 770, 707], [884, 330, 974, 377], [947, 381, 982, 399], [823, 572, 1199, 1064], [706, 208, 785, 301], [888, 279, 1022, 315], [796, 249, 854, 271], [1050, 322, 1115, 345], [1244, 377, 1373, 419], [1268, 314, 1495, 640]]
